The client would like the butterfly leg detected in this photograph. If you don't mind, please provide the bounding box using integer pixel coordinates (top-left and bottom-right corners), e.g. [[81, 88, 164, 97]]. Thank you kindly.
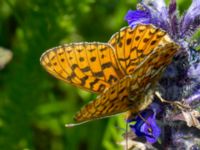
[[155, 91, 191, 110]]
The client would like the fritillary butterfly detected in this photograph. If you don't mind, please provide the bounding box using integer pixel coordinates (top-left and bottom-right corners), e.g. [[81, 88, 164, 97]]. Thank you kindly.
[[40, 24, 179, 125]]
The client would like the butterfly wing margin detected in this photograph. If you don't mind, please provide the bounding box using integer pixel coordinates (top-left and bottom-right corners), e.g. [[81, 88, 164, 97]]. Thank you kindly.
[[40, 42, 124, 94]]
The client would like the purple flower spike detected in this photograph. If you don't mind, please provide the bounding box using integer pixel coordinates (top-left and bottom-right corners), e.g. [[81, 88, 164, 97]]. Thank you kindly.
[[141, 0, 169, 31], [188, 61, 200, 81], [125, 0, 200, 42], [124, 10, 151, 28], [124, 0, 200, 148], [129, 103, 161, 144], [181, 0, 200, 37], [168, 0, 179, 37], [168, 0, 177, 15]]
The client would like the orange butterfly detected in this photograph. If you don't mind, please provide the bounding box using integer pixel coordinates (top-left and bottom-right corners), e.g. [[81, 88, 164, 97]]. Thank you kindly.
[[40, 24, 179, 126]]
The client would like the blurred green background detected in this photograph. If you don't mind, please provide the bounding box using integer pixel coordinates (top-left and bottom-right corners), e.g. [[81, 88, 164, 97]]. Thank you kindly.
[[0, 0, 192, 150]]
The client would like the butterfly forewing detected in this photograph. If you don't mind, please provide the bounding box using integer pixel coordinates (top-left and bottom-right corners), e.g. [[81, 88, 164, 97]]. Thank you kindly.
[[109, 24, 167, 74], [40, 42, 124, 93]]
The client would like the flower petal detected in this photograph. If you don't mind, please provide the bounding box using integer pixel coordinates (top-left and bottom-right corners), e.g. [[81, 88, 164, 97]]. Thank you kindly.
[[188, 63, 200, 80], [129, 105, 161, 144], [168, 0, 179, 37], [141, 116, 161, 143], [186, 89, 200, 102], [142, 0, 166, 12], [168, 0, 177, 16], [141, 0, 169, 31], [187, 48, 200, 82], [124, 10, 151, 27], [181, 0, 200, 37]]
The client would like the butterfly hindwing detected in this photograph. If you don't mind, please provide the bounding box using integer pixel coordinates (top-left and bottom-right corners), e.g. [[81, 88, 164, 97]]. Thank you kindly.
[[74, 75, 132, 123]]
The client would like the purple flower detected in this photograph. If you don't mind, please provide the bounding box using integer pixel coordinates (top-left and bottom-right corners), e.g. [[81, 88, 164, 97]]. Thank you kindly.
[[125, 0, 200, 102], [124, 0, 200, 148], [128, 103, 161, 143], [186, 48, 200, 106], [125, 0, 200, 40], [181, 0, 200, 38]]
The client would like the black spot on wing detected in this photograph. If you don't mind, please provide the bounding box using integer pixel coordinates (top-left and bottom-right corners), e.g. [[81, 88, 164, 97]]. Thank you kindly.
[[71, 64, 78, 70], [126, 38, 132, 45], [90, 78, 100, 89], [119, 42, 123, 48], [108, 75, 118, 84], [80, 66, 90, 72], [79, 57, 84, 62], [102, 62, 112, 69], [90, 57, 96, 62], [119, 87, 126, 94], [143, 38, 149, 43], [97, 84, 106, 92], [135, 36, 140, 41], [94, 71, 104, 77], [80, 76, 89, 86], [150, 40, 157, 45]]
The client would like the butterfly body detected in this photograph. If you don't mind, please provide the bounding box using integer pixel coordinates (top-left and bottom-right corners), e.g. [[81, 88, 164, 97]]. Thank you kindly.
[[40, 24, 179, 124]]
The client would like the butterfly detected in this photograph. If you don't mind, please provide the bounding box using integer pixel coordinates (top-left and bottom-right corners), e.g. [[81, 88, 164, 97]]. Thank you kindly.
[[40, 24, 179, 126]]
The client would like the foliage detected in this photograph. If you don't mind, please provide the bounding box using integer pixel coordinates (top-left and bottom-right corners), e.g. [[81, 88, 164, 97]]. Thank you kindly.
[[0, 0, 194, 150]]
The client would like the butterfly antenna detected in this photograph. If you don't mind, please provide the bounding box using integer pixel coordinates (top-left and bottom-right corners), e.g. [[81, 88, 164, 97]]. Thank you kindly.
[[65, 121, 89, 128], [137, 113, 155, 138], [114, 125, 126, 131], [138, 113, 151, 127]]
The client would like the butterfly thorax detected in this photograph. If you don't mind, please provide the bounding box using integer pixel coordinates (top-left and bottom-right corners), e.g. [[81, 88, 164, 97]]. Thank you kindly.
[[128, 80, 155, 114], [126, 85, 155, 121]]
